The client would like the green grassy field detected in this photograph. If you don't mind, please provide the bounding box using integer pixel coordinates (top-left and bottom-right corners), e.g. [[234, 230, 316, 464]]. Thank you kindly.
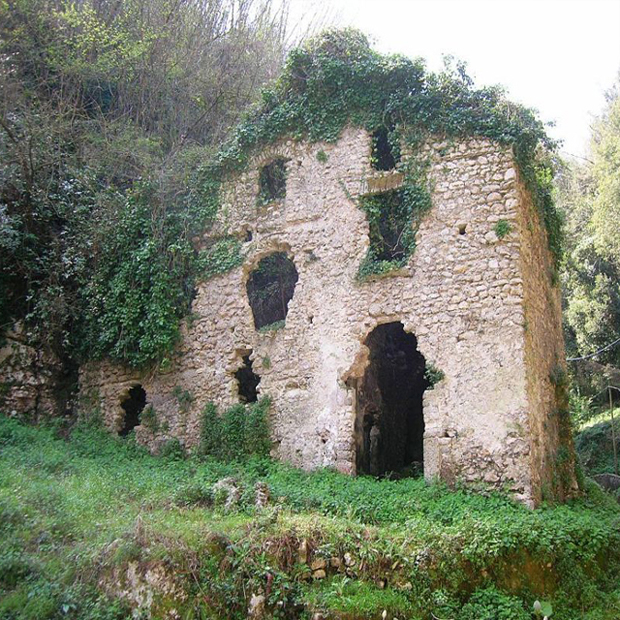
[[1, 416, 620, 619]]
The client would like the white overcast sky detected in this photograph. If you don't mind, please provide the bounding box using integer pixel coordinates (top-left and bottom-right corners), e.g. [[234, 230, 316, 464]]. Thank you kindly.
[[287, 0, 620, 157]]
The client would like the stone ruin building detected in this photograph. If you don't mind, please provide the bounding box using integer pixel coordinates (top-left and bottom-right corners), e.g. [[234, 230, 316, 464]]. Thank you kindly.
[[0, 89, 576, 508], [73, 122, 573, 507]]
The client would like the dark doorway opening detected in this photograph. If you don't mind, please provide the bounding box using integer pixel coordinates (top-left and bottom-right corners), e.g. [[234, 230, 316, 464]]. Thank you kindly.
[[119, 385, 147, 436], [235, 355, 260, 403], [355, 322, 428, 477], [247, 252, 299, 329]]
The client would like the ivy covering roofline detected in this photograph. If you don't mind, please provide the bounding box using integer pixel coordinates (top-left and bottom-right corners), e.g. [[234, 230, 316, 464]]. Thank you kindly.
[[194, 29, 561, 267], [77, 29, 564, 368]]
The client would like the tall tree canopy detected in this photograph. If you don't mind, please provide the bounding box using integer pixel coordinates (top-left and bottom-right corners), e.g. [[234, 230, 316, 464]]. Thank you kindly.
[[0, 0, 293, 365], [561, 76, 620, 368]]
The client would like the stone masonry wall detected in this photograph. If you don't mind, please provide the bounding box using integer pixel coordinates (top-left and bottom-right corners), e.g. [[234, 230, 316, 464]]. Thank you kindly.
[[79, 127, 568, 505], [0, 324, 61, 420], [517, 176, 578, 502]]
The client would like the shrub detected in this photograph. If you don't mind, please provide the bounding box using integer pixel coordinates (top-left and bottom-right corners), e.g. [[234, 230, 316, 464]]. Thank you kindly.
[[199, 397, 272, 461], [159, 437, 186, 460], [461, 587, 529, 620], [494, 219, 512, 239]]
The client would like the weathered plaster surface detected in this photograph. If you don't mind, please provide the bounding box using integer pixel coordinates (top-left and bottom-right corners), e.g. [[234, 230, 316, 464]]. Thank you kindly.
[[77, 127, 571, 505]]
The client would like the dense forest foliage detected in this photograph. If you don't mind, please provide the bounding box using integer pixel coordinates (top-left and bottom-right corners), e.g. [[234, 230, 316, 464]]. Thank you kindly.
[[560, 78, 620, 370]]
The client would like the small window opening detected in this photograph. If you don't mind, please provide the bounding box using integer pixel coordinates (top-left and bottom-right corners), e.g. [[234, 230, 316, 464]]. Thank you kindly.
[[458, 223, 467, 235], [371, 125, 400, 171], [362, 189, 410, 263], [244, 228, 253, 242], [355, 322, 428, 477], [247, 252, 299, 329], [235, 355, 260, 403], [258, 158, 287, 204], [119, 385, 147, 436]]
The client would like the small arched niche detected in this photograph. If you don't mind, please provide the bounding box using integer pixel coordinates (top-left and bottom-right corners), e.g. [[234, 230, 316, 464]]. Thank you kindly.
[[354, 322, 428, 477], [119, 385, 147, 436], [246, 252, 299, 330]]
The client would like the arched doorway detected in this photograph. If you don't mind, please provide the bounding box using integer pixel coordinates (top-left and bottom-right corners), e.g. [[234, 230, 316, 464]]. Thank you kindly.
[[355, 322, 428, 476], [119, 385, 146, 436]]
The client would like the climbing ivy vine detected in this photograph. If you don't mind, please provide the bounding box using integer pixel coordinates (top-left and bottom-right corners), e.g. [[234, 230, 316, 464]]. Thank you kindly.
[[102, 29, 563, 367]]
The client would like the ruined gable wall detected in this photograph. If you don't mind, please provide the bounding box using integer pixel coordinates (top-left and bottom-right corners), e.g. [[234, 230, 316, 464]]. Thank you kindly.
[[80, 128, 553, 504]]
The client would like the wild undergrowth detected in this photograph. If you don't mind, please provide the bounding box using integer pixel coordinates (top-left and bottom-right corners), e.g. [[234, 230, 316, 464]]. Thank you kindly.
[[575, 419, 619, 477], [1, 416, 620, 619]]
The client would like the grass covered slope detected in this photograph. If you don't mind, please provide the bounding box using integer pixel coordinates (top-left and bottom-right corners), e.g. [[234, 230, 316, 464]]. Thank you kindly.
[[1, 417, 620, 620]]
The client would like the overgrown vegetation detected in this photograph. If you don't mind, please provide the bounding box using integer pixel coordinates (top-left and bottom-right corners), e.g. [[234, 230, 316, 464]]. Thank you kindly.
[[494, 219, 512, 239], [0, 0, 292, 369], [576, 419, 619, 477], [1, 416, 620, 619], [559, 76, 620, 369], [357, 182, 432, 279], [198, 397, 271, 461], [1, 24, 562, 371]]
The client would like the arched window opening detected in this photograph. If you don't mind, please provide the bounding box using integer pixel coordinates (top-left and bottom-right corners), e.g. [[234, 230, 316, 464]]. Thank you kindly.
[[247, 252, 299, 329], [362, 189, 409, 263], [355, 322, 427, 477], [119, 385, 147, 436], [235, 354, 260, 403]]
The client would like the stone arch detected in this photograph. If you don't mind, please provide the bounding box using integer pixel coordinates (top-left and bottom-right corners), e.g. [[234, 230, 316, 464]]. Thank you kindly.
[[353, 321, 428, 476]]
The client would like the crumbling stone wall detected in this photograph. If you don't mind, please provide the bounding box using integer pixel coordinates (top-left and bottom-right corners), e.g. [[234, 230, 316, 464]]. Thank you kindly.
[[517, 178, 579, 502], [0, 324, 61, 420], [79, 127, 573, 505]]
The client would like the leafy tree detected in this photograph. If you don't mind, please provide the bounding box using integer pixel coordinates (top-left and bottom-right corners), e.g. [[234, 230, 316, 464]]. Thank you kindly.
[[0, 0, 295, 367], [561, 75, 620, 368], [1, 23, 560, 379]]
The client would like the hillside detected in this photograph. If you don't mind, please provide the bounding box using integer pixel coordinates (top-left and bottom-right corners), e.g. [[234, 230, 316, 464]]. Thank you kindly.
[[1, 416, 620, 620]]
